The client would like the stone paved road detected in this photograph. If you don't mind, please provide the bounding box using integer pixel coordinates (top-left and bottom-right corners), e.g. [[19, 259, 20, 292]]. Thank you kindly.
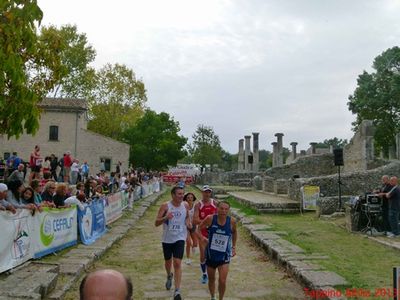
[[64, 193, 306, 300]]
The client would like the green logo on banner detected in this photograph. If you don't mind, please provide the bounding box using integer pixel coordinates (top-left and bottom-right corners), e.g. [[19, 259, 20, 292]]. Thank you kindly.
[[40, 214, 54, 246]]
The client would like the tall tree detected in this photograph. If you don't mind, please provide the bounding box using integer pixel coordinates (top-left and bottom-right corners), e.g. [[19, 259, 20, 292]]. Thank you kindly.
[[348, 46, 400, 153], [188, 125, 223, 169], [41, 24, 96, 98], [316, 137, 348, 149], [123, 110, 187, 170], [0, 0, 66, 138], [87, 63, 147, 140]]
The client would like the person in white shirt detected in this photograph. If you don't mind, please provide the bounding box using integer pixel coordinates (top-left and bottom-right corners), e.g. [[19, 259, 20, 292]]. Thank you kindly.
[[70, 159, 80, 184]]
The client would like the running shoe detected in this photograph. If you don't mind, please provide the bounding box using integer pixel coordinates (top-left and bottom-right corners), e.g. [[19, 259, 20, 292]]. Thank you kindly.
[[165, 273, 173, 290], [185, 259, 192, 265], [201, 273, 208, 284], [174, 291, 182, 300]]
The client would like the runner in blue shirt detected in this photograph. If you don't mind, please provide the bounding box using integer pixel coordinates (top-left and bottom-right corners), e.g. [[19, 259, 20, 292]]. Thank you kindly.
[[198, 200, 237, 300]]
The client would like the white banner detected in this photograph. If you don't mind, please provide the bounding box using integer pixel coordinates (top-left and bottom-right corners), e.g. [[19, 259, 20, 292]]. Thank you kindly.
[[0, 210, 34, 273], [104, 193, 123, 225], [32, 207, 78, 258]]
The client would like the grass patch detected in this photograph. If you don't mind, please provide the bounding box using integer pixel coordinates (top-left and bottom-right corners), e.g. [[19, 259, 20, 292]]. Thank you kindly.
[[228, 196, 399, 291]]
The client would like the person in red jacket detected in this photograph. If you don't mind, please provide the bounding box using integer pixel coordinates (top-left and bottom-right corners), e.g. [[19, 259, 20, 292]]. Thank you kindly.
[[63, 151, 72, 183]]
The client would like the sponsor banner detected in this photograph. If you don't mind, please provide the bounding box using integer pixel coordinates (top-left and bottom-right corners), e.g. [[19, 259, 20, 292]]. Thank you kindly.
[[301, 185, 320, 210], [104, 193, 123, 225], [168, 164, 200, 176], [33, 207, 78, 258], [78, 199, 106, 245], [0, 210, 34, 273]]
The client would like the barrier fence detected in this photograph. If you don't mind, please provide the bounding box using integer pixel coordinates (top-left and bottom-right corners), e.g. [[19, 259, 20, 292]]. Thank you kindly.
[[0, 179, 163, 273]]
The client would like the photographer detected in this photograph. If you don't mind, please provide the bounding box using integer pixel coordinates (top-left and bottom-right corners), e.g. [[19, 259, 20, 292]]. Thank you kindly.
[[381, 176, 400, 238], [375, 175, 392, 233]]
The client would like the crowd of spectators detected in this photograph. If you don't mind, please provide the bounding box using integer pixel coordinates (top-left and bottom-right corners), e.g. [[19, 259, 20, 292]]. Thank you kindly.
[[0, 145, 162, 214]]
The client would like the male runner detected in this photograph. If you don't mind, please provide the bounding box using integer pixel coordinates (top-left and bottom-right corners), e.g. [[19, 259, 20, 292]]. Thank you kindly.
[[193, 185, 217, 284], [198, 200, 237, 300], [155, 186, 191, 300]]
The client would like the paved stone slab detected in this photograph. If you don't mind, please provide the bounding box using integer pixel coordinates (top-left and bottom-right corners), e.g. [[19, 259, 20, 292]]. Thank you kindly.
[[58, 257, 92, 270], [286, 260, 323, 273], [59, 263, 84, 275], [299, 270, 348, 288], [245, 224, 272, 231], [251, 230, 282, 244]]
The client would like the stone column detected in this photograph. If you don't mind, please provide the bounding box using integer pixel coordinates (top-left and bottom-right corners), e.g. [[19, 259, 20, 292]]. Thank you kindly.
[[271, 142, 278, 167], [275, 133, 284, 166], [290, 142, 298, 161], [238, 139, 244, 172], [310, 142, 317, 154], [244, 135, 251, 172], [396, 133, 400, 160], [252, 132, 259, 172]]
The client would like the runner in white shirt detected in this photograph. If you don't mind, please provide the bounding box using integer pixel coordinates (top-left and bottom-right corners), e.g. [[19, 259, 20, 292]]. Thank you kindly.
[[155, 186, 192, 300]]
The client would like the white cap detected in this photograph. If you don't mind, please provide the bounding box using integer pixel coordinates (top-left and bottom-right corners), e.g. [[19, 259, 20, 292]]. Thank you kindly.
[[202, 185, 212, 192], [0, 183, 8, 192]]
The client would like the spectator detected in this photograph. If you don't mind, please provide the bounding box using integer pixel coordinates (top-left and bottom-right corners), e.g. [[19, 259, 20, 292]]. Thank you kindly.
[[64, 151, 72, 183], [79, 269, 133, 300], [50, 154, 58, 181], [120, 179, 129, 191], [42, 156, 51, 174], [116, 161, 122, 174], [41, 181, 56, 206], [21, 186, 35, 205], [29, 145, 42, 184], [94, 185, 103, 198], [58, 154, 65, 182], [65, 191, 86, 210], [6, 152, 21, 176], [71, 159, 80, 185], [81, 161, 89, 181], [6, 180, 36, 211], [7, 163, 25, 183], [53, 183, 68, 208], [102, 176, 110, 195], [31, 179, 43, 205], [0, 183, 16, 213]]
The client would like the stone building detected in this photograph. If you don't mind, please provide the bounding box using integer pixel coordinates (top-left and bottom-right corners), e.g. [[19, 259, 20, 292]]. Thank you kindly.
[[0, 98, 130, 174]]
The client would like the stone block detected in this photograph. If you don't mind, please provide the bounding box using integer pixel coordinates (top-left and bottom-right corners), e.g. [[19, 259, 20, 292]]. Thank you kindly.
[[245, 224, 272, 231], [298, 270, 348, 288]]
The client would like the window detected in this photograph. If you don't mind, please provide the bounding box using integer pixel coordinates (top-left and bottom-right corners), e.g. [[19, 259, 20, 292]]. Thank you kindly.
[[49, 126, 59, 141]]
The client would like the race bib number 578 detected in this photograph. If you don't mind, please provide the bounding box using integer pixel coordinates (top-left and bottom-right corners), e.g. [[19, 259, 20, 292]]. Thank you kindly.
[[210, 233, 229, 252]]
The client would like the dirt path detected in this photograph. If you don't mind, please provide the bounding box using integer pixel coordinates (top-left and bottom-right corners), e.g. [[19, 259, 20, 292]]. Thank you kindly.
[[64, 192, 306, 299]]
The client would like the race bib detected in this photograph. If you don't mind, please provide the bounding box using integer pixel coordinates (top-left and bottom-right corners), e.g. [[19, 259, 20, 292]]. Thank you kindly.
[[210, 233, 229, 252], [169, 221, 183, 235]]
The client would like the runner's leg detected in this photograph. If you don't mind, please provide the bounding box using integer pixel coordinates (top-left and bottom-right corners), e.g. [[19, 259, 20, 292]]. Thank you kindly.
[[217, 264, 229, 300], [207, 265, 217, 299]]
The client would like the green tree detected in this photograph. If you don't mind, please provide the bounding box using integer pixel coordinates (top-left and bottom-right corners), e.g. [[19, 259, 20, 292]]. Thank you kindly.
[[316, 137, 348, 149], [259, 149, 272, 169], [123, 110, 187, 170], [41, 24, 96, 98], [87, 63, 147, 140], [0, 0, 66, 138], [188, 125, 223, 169], [348, 46, 400, 153]]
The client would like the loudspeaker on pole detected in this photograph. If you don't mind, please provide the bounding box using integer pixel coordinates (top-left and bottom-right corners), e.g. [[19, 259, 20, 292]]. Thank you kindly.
[[333, 148, 344, 166]]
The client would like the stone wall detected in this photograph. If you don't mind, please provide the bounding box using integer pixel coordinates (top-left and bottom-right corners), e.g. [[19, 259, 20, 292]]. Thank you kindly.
[[287, 161, 400, 202], [265, 153, 337, 179], [343, 120, 377, 173]]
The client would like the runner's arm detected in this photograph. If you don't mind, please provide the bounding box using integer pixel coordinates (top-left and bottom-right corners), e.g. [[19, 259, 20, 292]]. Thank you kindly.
[[155, 203, 169, 226], [193, 202, 201, 225], [196, 214, 212, 242], [184, 202, 192, 229], [231, 217, 237, 257]]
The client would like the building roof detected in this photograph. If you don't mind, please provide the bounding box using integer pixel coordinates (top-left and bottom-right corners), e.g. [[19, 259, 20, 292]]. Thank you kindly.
[[39, 98, 87, 111]]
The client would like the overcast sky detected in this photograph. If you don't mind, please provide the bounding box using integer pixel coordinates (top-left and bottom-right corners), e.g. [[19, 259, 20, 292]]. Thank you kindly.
[[37, 0, 400, 153]]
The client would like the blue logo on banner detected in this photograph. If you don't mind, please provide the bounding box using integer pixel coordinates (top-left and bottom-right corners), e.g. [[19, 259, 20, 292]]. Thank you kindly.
[[78, 199, 106, 245]]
